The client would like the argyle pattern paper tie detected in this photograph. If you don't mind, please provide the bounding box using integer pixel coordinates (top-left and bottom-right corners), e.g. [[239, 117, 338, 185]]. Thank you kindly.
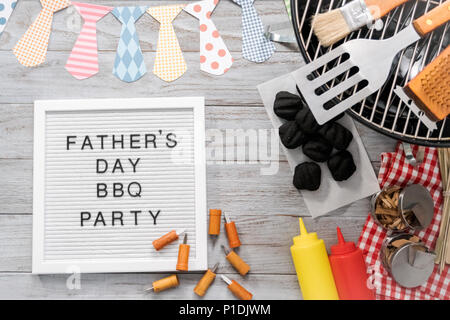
[[65, 2, 113, 80], [147, 5, 186, 82], [232, 0, 275, 63], [184, 0, 232, 75], [112, 6, 148, 83], [0, 0, 17, 36], [13, 0, 70, 67]]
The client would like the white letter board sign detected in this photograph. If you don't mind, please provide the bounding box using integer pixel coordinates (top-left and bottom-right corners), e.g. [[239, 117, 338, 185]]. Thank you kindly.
[[32, 97, 207, 274]]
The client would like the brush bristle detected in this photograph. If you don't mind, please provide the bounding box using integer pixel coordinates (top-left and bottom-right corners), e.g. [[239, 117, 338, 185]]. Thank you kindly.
[[312, 10, 351, 47]]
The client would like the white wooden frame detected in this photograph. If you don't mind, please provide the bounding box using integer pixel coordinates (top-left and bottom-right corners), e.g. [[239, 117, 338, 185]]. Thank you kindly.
[[32, 97, 207, 274]]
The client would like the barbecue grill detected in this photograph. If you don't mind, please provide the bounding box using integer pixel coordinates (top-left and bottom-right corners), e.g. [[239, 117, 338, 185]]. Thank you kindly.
[[291, 0, 449, 146]]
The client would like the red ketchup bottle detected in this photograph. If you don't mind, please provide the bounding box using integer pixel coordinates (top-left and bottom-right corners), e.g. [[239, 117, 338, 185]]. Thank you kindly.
[[329, 227, 375, 300]]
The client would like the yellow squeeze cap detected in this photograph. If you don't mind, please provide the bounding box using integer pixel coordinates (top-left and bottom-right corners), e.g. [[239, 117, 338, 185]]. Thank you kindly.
[[293, 218, 318, 245], [299, 218, 308, 235]]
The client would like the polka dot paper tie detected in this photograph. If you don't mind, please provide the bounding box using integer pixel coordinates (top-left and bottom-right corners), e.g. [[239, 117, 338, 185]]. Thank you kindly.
[[184, 0, 232, 75], [65, 2, 113, 80], [147, 5, 187, 82], [0, 0, 18, 36], [13, 0, 70, 67], [111, 6, 148, 83], [232, 0, 275, 63]]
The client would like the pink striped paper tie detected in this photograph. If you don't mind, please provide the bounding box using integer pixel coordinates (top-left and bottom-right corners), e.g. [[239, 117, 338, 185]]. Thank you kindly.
[[65, 2, 112, 79]]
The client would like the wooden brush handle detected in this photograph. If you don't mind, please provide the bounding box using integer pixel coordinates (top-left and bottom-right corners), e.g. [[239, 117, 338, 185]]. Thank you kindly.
[[364, 0, 409, 20], [413, 0, 450, 36]]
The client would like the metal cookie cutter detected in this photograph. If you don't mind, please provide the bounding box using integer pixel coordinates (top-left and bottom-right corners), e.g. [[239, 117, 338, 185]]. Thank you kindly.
[[381, 233, 435, 288], [370, 184, 434, 232]]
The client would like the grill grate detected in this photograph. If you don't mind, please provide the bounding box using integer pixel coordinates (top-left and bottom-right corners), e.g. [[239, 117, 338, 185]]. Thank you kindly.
[[291, 0, 449, 146]]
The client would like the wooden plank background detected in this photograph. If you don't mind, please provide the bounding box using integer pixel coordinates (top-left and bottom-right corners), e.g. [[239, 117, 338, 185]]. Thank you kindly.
[[0, 0, 397, 299]]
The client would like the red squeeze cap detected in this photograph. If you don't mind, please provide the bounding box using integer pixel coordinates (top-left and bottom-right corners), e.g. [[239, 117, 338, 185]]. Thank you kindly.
[[330, 227, 356, 255]]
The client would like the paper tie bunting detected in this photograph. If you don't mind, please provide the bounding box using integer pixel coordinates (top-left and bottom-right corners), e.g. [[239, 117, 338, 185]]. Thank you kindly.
[[10, 0, 278, 78], [13, 0, 70, 67], [184, 0, 232, 75], [147, 5, 186, 82], [232, 0, 275, 63], [111, 6, 148, 83], [0, 0, 17, 36], [65, 2, 113, 80]]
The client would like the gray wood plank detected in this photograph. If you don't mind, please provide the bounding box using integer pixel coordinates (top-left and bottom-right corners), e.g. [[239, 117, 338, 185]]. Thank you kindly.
[[0, 0, 395, 300], [0, 214, 366, 273], [0, 272, 303, 299], [0, 105, 396, 160], [0, 51, 304, 106], [0, 158, 379, 215], [0, 104, 392, 215], [1, 0, 297, 53]]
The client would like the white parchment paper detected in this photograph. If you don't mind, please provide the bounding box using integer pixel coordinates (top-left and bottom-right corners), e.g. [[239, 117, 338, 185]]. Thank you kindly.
[[258, 72, 380, 218]]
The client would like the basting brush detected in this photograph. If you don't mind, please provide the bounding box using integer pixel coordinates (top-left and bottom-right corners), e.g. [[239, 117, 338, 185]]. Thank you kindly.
[[312, 0, 410, 47]]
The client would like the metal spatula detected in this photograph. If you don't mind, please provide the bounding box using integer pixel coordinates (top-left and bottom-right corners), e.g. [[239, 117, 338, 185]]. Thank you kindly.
[[292, 0, 450, 124]]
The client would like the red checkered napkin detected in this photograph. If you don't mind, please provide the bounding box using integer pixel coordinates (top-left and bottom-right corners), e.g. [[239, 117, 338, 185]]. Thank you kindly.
[[358, 142, 450, 300]]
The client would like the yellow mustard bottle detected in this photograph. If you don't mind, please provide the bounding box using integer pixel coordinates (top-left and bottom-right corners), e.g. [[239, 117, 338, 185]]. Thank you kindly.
[[290, 218, 339, 300]]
